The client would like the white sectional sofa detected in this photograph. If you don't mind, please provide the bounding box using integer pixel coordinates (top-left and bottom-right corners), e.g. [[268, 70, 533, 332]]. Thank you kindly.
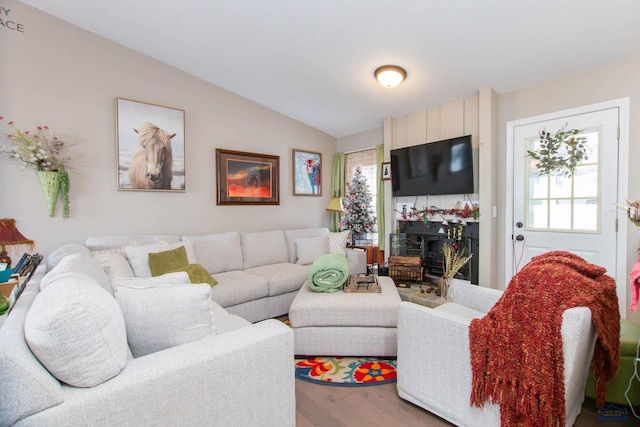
[[0, 252, 295, 426], [0, 227, 365, 426], [84, 227, 366, 323]]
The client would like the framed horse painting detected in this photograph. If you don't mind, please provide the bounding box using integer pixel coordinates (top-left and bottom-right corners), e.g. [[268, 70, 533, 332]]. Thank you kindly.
[[292, 149, 321, 196], [115, 97, 186, 192], [216, 149, 280, 205]]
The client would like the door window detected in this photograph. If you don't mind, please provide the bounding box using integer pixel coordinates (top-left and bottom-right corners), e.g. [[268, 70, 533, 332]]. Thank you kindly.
[[525, 129, 600, 233]]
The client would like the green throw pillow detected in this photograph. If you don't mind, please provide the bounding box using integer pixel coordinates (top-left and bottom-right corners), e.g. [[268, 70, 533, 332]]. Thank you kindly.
[[169, 264, 218, 287], [148, 246, 189, 277]]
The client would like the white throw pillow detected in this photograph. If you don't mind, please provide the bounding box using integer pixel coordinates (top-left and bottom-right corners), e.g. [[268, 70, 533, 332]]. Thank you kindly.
[[93, 252, 135, 278], [40, 253, 112, 294], [24, 274, 128, 387], [113, 282, 212, 358], [45, 243, 93, 271], [110, 272, 190, 292], [124, 241, 196, 278], [295, 236, 329, 265], [328, 231, 350, 256]]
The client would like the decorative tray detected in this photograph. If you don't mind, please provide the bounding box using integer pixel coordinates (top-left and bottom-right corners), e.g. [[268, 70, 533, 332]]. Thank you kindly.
[[344, 274, 381, 293]]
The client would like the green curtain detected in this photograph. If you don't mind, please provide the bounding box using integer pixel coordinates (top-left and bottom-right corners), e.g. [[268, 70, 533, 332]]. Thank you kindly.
[[330, 152, 345, 232], [376, 144, 385, 249]]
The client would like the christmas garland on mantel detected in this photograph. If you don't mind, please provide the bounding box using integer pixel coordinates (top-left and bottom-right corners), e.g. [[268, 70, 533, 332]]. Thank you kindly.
[[396, 202, 480, 228]]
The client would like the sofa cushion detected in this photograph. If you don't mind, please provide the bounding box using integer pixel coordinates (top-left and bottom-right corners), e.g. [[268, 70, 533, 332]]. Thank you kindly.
[[328, 231, 350, 256], [40, 253, 112, 294], [124, 241, 196, 278], [241, 230, 289, 269], [245, 263, 308, 296], [181, 232, 244, 274], [0, 284, 64, 426], [113, 283, 213, 358], [295, 236, 329, 265], [434, 302, 485, 323], [24, 273, 128, 387], [93, 252, 135, 278], [283, 228, 329, 263], [210, 300, 252, 334], [45, 243, 92, 271], [149, 245, 189, 276], [208, 270, 268, 308]]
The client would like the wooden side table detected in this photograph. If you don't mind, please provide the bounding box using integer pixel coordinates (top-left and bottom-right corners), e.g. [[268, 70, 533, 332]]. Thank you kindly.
[[396, 283, 449, 308], [347, 245, 382, 265], [0, 278, 19, 299]]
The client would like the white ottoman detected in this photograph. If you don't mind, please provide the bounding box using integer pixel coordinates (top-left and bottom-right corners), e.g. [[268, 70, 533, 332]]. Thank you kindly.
[[289, 276, 401, 357]]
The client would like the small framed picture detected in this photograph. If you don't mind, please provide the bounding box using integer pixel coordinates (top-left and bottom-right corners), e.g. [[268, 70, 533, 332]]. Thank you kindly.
[[116, 98, 185, 192], [292, 149, 322, 196], [216, 148, 280, 205], [381, 162, 392, 181]]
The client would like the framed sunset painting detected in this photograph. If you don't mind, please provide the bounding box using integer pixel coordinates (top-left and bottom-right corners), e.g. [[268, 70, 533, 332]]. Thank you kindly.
[[215, 149, 279, 205]]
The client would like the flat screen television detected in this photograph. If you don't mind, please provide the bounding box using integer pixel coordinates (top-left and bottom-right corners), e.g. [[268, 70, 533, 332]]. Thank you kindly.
[[390, 135, 474, 196]]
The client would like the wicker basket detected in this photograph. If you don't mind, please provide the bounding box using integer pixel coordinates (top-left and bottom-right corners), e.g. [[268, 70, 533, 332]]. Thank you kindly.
[[389, 256, 423, 282]]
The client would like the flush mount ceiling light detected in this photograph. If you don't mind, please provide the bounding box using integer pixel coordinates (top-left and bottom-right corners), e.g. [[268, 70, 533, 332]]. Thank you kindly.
[[374, 65, 407, 88]]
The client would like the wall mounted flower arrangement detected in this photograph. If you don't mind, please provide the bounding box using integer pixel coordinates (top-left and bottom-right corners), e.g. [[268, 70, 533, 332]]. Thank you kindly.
[[0, 117, 81, 218]]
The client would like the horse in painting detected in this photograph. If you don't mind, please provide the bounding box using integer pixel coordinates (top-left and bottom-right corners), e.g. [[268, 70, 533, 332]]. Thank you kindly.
[[128, 122, 176, 190]]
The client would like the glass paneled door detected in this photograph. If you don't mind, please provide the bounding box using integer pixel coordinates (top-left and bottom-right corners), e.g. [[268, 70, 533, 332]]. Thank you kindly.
[[511, 108, 619, 280]]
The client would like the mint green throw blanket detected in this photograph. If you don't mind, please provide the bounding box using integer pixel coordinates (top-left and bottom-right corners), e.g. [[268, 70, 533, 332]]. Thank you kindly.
[[307, 253, 349, 293]]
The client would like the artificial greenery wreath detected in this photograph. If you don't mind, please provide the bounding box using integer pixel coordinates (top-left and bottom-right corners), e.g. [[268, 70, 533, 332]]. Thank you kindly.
[[527, 123, 588, 177]]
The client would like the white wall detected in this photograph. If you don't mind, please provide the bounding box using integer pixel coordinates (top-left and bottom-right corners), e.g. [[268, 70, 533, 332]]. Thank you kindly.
[[337, 127, 383, 154], [344, 54, 640, 322], [498, 53, 640, 323], [0, 1, 337, 256]]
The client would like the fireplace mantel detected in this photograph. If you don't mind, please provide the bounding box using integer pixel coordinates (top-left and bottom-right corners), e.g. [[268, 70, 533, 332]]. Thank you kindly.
[[392, 221, 479, 284]]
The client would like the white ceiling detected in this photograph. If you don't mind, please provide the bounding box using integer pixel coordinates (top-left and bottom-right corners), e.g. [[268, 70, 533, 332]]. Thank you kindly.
[[21, 0, 640, 138]]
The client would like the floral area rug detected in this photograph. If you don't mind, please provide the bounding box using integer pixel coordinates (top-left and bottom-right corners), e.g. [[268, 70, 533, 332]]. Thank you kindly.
[[295, 357, 397, 386]]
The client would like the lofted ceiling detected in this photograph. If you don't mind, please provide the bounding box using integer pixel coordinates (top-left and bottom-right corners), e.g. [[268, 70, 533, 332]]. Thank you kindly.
[[21, 0, 640, 138]]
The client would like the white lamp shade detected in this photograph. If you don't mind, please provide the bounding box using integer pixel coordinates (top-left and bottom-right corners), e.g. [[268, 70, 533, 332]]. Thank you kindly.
[[375, 65, 407, 88]]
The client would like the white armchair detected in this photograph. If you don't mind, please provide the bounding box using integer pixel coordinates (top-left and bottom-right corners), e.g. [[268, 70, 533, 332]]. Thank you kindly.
[[397, 280, 597, 427]]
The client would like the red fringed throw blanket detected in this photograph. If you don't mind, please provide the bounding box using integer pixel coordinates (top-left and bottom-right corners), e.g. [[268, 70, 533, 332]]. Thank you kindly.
[[469, 251, 620, 427]]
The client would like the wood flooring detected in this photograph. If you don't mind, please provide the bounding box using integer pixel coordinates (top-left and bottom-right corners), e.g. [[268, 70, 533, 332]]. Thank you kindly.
[[295, 378, 639, 426]]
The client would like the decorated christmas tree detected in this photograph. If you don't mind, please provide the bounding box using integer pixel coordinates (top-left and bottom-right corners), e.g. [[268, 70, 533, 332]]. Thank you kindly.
[[339, 166, 376, 235]]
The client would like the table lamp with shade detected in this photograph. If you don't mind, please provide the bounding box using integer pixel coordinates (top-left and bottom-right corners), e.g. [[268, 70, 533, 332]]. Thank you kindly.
[[325, 194, 344, 213], [0, 218, 34, 268]]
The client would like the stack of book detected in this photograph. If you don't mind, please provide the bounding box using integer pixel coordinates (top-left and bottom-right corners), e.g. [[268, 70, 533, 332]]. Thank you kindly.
[[0, 252, 43, 315]]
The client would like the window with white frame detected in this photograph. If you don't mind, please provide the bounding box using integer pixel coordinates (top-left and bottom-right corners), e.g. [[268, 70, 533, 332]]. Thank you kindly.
[[344, 148, 378, 239]]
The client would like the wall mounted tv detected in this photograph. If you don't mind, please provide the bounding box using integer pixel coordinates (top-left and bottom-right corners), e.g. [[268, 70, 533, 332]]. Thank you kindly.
[[390, 135, 474, 197]]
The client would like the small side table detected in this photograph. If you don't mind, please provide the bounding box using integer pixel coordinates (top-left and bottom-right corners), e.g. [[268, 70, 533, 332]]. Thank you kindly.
[[0, 278, 19, 299], [396, 283, 449, 309]]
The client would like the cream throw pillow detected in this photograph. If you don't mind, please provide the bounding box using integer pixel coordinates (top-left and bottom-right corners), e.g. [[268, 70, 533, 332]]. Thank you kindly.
[[40, 253, 112, 294], [328, 231, 350, 256], [25, 274, 128, 387], [110, 272, 191, 293], [93, 252, 135, 278], [113, 282, 212, 358], [124, 241, 196, 278], [45, 244, 92, 271]]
